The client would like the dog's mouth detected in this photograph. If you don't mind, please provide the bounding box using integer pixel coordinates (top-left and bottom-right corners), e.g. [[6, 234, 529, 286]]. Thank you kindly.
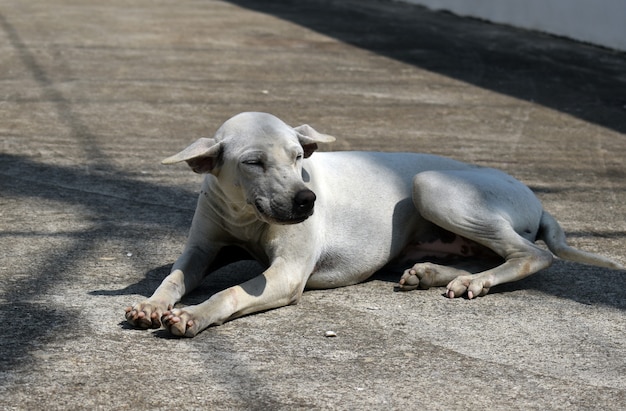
[[253, 200, 313, 225]]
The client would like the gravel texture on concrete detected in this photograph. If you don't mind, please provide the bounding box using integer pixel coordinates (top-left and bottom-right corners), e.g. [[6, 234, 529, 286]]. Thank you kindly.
[[1, 0, 625, 409]]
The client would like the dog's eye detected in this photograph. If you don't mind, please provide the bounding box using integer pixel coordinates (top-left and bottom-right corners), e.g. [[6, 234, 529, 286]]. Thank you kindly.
[[296, 154, 303, 161]]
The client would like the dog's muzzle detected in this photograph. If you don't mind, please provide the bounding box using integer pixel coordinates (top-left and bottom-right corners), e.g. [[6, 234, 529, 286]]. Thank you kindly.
[[253, 188, 316, 224]]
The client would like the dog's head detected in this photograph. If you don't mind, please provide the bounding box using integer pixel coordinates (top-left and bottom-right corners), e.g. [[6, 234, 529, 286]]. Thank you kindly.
[[162, 112, 335, 224]]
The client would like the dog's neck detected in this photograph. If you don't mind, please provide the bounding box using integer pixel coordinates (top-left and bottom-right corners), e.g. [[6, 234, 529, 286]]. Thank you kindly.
[[200, 177, 266, 241]]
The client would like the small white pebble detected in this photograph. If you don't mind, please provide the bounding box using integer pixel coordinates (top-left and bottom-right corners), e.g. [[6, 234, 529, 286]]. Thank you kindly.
[[324, 330, 337, 337], [126, 252, 133, 257]]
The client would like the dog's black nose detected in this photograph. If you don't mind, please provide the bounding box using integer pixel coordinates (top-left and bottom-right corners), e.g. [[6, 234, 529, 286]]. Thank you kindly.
[[293, 189, 316, 212]]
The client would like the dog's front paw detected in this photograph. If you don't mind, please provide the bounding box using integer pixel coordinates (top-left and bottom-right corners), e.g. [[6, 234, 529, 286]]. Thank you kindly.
[[446, 275, 490, 299], [397, 263, 439, 291], [125, 300, 169, 329], [161, 308, 200, 338]]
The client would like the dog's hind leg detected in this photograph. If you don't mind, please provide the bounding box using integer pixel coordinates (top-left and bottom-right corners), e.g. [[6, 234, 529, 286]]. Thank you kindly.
[[405, 168, 554, 298], [398, 229, 553, 298], [444, 231, 553, 298]]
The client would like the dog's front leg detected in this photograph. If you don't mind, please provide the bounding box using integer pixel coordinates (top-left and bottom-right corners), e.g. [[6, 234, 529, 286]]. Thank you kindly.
[[161, 258, 310, 337], [125, 183, 231, 329], [125, 243, 220, 329]]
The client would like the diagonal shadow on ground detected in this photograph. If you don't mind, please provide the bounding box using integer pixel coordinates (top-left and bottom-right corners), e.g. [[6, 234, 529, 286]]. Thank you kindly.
[[226, 0, 626, 134], [0, 154, 196, 372]]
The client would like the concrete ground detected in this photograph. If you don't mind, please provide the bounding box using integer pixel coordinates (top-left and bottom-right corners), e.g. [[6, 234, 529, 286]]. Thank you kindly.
[[1, 0, 625, 409]]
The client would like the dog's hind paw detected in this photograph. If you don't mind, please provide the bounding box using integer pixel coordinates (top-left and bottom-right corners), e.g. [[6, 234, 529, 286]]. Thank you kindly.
[[161, 308, 200, 337], [397, 263, 439, 291], [445, 275, 491, 299]]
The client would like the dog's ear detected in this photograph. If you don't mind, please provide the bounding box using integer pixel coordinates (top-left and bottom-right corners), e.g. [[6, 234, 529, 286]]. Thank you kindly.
[[294, 124, 335, 158], [161, 138, 222, 174]]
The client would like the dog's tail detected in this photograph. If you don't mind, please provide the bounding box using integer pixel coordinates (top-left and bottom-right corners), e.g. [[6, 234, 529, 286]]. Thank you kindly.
[[538, 211, 624, 270]]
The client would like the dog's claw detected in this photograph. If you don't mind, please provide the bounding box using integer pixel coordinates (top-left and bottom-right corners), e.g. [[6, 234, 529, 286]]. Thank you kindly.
[[446, 275, 491, 299], [162, 309, 199, 338], [125, 301, 167, 329]]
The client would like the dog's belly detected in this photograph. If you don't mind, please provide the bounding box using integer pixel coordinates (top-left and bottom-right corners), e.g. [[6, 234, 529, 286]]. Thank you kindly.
[[398, 234, 501, 262], [305, 233, 500, 289]]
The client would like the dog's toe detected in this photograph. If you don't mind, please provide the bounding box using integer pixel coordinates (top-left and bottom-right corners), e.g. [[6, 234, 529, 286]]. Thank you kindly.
[[162, 309, 199, 337], [125, 302, 164, 329], [397, 268, 421, 291], [397, 263, 439, 291], [446, 275, 491, 299]]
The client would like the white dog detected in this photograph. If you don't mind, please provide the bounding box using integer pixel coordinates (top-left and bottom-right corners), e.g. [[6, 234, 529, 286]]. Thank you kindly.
[[125, 112, 623, 337]]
